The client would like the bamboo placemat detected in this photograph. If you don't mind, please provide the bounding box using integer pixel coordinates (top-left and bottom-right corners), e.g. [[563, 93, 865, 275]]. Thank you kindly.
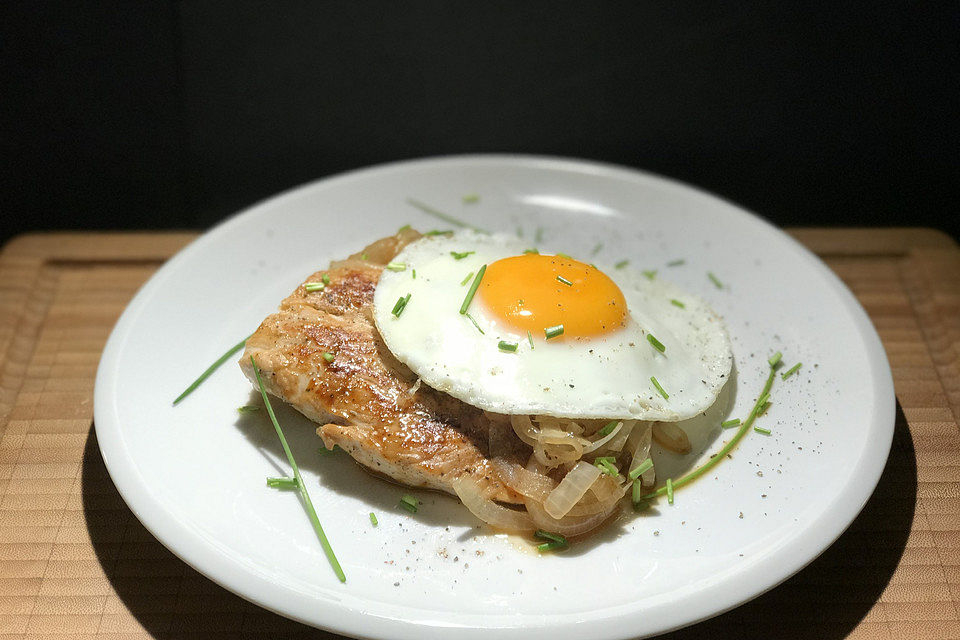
[[0, 229, 957, 639]]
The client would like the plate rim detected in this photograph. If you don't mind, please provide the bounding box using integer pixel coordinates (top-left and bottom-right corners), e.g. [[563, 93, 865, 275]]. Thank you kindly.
[[93, 153, 896, 639]]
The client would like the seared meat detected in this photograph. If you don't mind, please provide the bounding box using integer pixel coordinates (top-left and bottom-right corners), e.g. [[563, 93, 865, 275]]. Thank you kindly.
[[240, 230, 527, 503]]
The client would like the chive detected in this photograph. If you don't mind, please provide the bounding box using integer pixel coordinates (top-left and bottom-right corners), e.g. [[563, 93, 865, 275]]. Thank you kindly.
[[534, 530, 567, 545], [721, 418, 741, 428], [399, 494, 419, 513], [537, 541, 566, 552], [425, 229, 454, 236], [459, 265, 486, 314], [398, 224, 411, 232], [465, 312, 485, 335], [369, 512, 378, 526], [756, 392, 769, 408], [782, 362, 802, 379], [756, 401, 772, 417], [251, 357, 345, 582], [615, 260, 629, 269], [594, 456, 616, 464], [173, 335, 251, 405], [708, 272, 723, 288], [385, 262, 407, 272], [498, 341, 519, 353], [556, 275, 573, 286], [642, 270, 657, 280], [406, 198, 487, 233], [598, 420, 619, 437], [527, 330, 534, 349], [462, 193, 480, 204], [670, 299, 686, 309], [460, 271, 474, 286], [754, 426, 772, 435], [666, 478, 675, 504], [629, 458, 654, 480], [636, 357, 780, 503], [544, 324, 564, 340], [321, 273, 331, 285], [595, 458, 619, 476], [632, 478, 643, 504], [451, 251, 474, 260], [237, 405, 260, 414], [391, 293, 411, 317], [411, 269, 416, 279], [667, 259, 686, 267], [592, 243, 603, 256], [768, 351, 782, 368], [523, 248, 539, 254], [646, 334, 666, 353], [322, 352, 335, 363], [305, 282, 325, 292], [266, 476, 298, 489], [361, 253, 368, 261], [650, 376, 669, 400]]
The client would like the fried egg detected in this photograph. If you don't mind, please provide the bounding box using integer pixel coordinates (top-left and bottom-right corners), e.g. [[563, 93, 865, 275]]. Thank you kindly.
[[373, 231, 732, 421]]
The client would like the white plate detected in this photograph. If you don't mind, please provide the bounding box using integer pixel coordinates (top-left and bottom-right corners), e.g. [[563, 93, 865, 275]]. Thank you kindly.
[[94, 155, 894, 639]]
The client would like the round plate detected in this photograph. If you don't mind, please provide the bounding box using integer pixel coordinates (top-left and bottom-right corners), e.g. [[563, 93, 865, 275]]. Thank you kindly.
[[94, 155, 894, 639]]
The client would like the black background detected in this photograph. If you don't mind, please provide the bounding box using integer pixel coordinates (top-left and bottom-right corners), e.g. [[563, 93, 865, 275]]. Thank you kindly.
[[2, 2, 958, 246]]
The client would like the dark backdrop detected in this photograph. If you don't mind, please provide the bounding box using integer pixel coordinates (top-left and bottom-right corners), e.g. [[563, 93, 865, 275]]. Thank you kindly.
[[2, 2, 958, 246]]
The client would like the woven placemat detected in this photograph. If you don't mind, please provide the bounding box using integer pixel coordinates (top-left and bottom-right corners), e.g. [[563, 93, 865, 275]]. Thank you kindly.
[[0, 229, 957, 639]]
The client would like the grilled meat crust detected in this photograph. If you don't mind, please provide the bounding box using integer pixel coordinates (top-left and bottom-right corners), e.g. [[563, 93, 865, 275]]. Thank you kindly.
[[240, 230, 527, 503]]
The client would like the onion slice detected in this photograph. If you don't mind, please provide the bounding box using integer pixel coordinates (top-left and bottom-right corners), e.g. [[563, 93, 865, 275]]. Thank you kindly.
[[452, 476, 535, 532], [581, 421, 624, 454], [543, 461, 601, 519]]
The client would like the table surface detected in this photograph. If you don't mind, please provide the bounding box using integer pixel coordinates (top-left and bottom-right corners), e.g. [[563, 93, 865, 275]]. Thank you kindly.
[[0, 229, 958, 640]]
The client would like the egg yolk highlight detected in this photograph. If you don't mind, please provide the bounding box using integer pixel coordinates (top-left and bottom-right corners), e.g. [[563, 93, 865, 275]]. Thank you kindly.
[[477, 254, 628, 337]]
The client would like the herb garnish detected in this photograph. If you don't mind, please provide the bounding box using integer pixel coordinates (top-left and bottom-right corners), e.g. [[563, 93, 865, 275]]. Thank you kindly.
[[647, 334, 666, 353], [544, 324, 564, 340], [650, 376, 669, 400], [460, 265, 487, 314], [173, 335, 251, 405]]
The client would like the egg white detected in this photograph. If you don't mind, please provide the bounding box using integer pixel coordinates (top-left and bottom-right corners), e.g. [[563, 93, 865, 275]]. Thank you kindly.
[[373, 231, 733, 421]]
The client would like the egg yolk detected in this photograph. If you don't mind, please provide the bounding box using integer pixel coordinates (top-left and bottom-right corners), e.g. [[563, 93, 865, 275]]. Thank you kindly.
[[477, 254, 628, 338]]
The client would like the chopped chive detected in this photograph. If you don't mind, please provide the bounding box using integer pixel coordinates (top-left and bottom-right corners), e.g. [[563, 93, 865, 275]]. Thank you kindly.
[[534, 530, 567, 545], [399, 494, 419, 513], [782, 362, 802, 379], [465, 312, 485, 335], [305, 282, 325, 292], [462, 193, 480, 204], [632, 478, 643, 504], [642, 270, 657, 280], [756, 392, 769, 408], [544, 324, 564, 340], [411, 269, 416, 279], [756, 401, 772, 417], [650, 376, 669, 400], [369, 512, 378, 526], [556, 275, 573, 286], [460, 271, 474, 286], [451, 250, 475, 260], [666, 478, 675, 504], [595, 458, 619, 476], [537, 541, 566, 552], [754, 426, 772, 435], [385, 262, 407, 272], [768, 351, 783, 368], [636, 353, 781, 504], [173, 334, 251, 405], [708, 272, 723, 288], [646, 334, 666, 353], [425, 229, 454, 236], [398, 224, 411, 232], [266, 476, 298, 489], [598, 420, 619, 437], [527, 330, 534, 349], [629, 458, 654, 480], [670, 299, 686, 309], [592, 243, 603, 256], [523, 248, 539, 254], [721, 418, 741, 428], [594, 456, 616, 464], [391, 293, 411, 318], [615, 259, 629, 269], [361, 253, 368, 261], [535, 228, 544, 242], [459, 265, 487, 314], [406, 198, 487, 233], [321, 273, 331, 285], [498, 341, 519, 353], [237, 405, 260, 414], [251, 357, 345, 582], [321, 352, 335, 363], [667, 259, 686, 267]]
